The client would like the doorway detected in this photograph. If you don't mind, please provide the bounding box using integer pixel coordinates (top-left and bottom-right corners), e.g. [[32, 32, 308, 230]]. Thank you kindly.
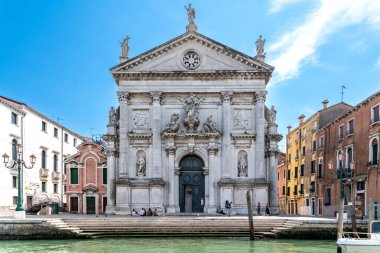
[[86, 196, 96, 214], [179, 155, 205, 213], [311, 198, 316, 215]]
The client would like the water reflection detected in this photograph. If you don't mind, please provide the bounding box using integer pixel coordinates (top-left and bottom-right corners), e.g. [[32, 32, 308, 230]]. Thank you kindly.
[[0, 238, 336, 253]]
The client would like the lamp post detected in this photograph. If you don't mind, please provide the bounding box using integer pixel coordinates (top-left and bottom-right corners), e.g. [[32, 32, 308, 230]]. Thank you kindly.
[[3, 144, 36, 219], [328, 153, 355, 239]]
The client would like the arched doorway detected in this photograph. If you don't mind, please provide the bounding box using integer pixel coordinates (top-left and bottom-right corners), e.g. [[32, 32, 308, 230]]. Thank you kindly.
[[179, 155, 205, 213]]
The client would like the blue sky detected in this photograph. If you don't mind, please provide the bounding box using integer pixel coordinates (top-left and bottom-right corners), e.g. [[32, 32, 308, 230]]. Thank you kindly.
[[1, 0, 379, 151]]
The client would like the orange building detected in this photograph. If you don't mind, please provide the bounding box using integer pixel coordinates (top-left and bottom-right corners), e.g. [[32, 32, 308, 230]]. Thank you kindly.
[[277, 152, 286, 214], [64, 141, 107, 214]]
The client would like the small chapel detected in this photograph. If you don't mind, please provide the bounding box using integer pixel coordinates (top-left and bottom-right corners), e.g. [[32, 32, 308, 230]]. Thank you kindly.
[[103, 5, 282, 215]]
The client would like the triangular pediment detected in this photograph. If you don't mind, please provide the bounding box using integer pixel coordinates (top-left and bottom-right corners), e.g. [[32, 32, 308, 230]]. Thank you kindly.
[[111, 31, 274, 75]]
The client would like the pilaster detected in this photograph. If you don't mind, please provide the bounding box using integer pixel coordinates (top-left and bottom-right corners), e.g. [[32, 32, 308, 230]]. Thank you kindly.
[[166, 142, 176, 213], [150, 91, 163, 178], [254, 91, 267, 180], [221, 91, 233, 178], [117, 91, 130, 179]]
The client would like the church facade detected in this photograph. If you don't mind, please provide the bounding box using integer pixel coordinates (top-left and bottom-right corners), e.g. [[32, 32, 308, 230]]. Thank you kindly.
[[104, 7, 281, 215]]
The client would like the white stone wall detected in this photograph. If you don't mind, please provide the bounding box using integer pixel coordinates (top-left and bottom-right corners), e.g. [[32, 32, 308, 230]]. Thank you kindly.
[[0, 98, 83, 214]]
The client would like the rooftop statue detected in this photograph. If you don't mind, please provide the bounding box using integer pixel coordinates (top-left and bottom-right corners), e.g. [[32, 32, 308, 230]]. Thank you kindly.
[[185, 4, 195, 25], [120, 33, 130, 58]]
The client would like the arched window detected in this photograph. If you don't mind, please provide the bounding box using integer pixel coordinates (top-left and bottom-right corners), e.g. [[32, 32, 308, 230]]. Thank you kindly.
[[41, 150, 46, 169], [347, 147, 353, 166], [11, 139, 17, 161], [371, 139, 378, 165], [53, 154, 58, 172]]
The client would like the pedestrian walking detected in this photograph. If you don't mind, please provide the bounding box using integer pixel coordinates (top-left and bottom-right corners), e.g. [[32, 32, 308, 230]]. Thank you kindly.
[[225, 200, 232, 217]]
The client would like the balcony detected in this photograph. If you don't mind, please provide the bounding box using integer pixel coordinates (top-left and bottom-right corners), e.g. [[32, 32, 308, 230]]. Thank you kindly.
[[367, 160, 379, 168], [39, 168, 49, 179], [346, 130, 355, 137], [51, 171, 60, 181]]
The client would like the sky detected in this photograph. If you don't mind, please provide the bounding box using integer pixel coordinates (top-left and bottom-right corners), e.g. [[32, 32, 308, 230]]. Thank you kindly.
[[1, 0, 379, 151]]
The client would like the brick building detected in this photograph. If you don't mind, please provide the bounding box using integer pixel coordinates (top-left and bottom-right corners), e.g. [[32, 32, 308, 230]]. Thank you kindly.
[[64, 141, 107, 214]]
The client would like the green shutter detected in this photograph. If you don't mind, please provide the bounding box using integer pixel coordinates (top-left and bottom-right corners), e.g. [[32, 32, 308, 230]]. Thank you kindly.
[[103, 168, 107, 184], [70, 168, 78, 184]]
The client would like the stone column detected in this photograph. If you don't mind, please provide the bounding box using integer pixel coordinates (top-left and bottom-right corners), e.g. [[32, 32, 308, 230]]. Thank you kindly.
[[207, 141, 218, 213], [221, 91, 233, 178], [269, 150, 279, 214], [106, 149, 116, 214], [117, 91, 130, 179], [254, 91, 267, 180], [166, 142, 176, 213], [150, 91, 162, 178]]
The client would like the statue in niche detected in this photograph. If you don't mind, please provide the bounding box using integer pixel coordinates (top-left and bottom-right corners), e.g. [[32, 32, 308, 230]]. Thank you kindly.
[[185, 4, 195, 25], [269, 106, 277, 124], [202, 115, 219, 133], [137, 154, 146, 175], [108, 106, 117, 124], [164, 113, 180, 133], [238, 154, 248, 177], [120, 33, 130, 58], [181, 93, 203, 133]]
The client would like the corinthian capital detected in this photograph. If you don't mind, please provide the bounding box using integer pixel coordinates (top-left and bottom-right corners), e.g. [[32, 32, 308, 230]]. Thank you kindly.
[[221, 91, 233, 103], [117, 91, 130, 104], [254, 91, 267, 104], [150, 91, 163, 104]]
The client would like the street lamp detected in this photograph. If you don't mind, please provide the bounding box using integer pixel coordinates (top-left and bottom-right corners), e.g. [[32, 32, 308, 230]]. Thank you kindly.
[[3, 144, 36, 219]]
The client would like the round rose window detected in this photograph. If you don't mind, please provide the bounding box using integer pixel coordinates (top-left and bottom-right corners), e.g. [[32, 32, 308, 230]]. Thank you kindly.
[[183, 50, 200, 69]]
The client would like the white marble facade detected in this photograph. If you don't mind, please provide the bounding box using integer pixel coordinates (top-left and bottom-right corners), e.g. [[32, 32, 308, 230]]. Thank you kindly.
[[104, 23, 281, 215]]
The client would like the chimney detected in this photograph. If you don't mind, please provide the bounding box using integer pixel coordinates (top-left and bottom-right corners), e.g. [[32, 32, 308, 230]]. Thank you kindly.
[[299, 114, 305, 124], [322, 99, 329, 109], [287, 125, 292, 134]]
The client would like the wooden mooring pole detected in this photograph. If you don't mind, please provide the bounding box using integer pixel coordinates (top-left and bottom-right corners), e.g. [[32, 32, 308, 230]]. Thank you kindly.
[[246, 190, 255, 240]]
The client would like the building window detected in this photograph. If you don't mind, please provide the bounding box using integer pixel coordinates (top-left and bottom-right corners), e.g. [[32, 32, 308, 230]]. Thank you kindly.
[[64, 186, 67, 193], [282, 186, 285, 195], [347, 119, 354, 135], [372, 104, 379, 124], [319, 136, 325, 149], [294, 167, 298, 178], [70, 167, 79, 184], [302, 146, 305, 156], [288, 154, 291, 163], [53, 183, 58, 193], [12, 139, 17, 161], [13, 196, 18, 205], [301, 128, 306, 139], [337, 150, 344, 168], [70, 197, 79, 213], [11, 112, 18, 125], [287, 170, 291, 180], [338, 125, 344, 140], [42, 121, 47, 132], [53, 154, 58, 172], [41, 150, 46, 169], [312, 139, 317, 152], [311, 160, 316, 174], [370, 138, 378, 165], [318, 159, 323, 179], [357, 181, 365, 191], [103, 197, 107, 213], [287, 187, 290, 196], [295, 150, 299, 160], [12, 176, 17, 188], [294, 185, 298, 195], [306, 199, 310, 206], [325, 188, 331, 206], [73, 138, 77, 147], [64, 133, 68, 143], [103, 167, 107, 185], [310, 181, 316, 193], [54, 127, 58, 138], [346, 147, 353, 166], [41, 182, 46, 192], [300, 164, 304, 176], [312, 120, 317, 131], [300, 184, 304, 194]]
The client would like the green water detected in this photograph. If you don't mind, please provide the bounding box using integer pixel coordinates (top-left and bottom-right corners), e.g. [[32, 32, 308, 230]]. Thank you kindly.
[[0, 238, 336, 253]]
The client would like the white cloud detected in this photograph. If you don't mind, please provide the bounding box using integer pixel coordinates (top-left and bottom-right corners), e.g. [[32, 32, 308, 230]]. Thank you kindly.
[[268, 0, 380, 85], [269, 0, 305, 13]]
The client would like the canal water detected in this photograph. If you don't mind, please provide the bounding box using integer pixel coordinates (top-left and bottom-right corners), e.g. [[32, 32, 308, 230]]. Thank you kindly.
[[0, 238, 336, 253]]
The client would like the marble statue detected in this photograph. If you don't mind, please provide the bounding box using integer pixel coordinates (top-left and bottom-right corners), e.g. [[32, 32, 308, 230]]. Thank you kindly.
[[181, 93, 202, 132], [164, 113, 180, 133], [255, 35, 265, 56], [269, 106, 276, 124], [238, 155, 248, 177], [202, 115, 219, 133], [120, 33, 130, 58], [137, 155, 146, 175], [185, 4, 195, 24], [108, 106, 117, 124]]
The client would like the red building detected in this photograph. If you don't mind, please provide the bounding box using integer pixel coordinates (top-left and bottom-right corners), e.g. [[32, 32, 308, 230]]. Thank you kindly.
[[64, 141, 107, 214], [318, 90, 380, 217]]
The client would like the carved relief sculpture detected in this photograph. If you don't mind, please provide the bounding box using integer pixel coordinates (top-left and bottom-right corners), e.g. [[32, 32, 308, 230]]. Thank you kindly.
[[233, 110, 251, 130], [164, 113, 180, 133], [202, 115, 219, 133], [132, 110, 150, 129], [238, 151, 248, 177], [180, 93, 203, 133]]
